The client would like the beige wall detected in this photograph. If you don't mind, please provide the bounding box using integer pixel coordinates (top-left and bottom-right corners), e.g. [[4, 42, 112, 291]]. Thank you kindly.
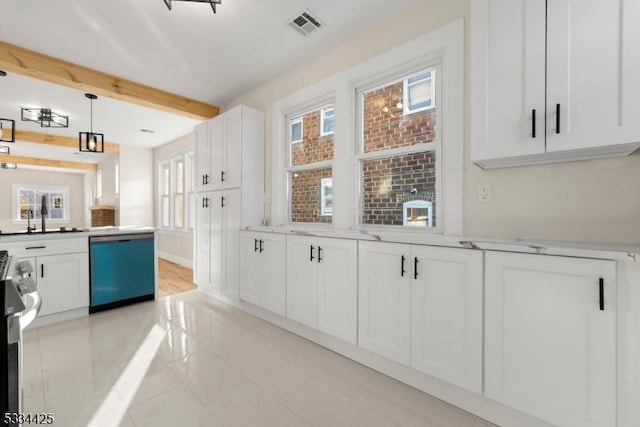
[[224, 0, 640, 245], [119, 146, 154, 227], [154, 133, 195, 266], [0, 168, 85, 232]]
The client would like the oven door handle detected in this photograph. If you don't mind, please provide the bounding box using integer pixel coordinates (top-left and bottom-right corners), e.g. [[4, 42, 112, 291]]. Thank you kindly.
[[19, 291, 42, 332]]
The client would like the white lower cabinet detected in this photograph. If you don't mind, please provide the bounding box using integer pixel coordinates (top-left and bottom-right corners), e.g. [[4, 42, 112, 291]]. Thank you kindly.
[[358, 241, 483, 393], [17, 252, 89, 317], [239, 231, 285, 315], [286, 235, 357, 344], [485, 251, 616, 427]]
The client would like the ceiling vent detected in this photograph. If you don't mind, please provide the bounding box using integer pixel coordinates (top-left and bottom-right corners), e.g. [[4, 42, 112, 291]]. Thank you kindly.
[[288, 10, 323, 37]]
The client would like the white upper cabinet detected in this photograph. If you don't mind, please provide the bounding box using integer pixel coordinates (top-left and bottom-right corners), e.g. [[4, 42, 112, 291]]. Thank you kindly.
[[194, 121, 210, 192], [471, 0, 640, 168], [485, 251, 616, 427]]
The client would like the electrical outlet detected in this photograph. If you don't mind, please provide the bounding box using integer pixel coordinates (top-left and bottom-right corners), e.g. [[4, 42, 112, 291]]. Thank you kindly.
[[478, 184, 492, 203]]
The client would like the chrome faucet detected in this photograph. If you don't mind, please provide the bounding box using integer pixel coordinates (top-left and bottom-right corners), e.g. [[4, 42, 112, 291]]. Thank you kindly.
[[40, 195, 48, 233], [26, 209, 35, 233]]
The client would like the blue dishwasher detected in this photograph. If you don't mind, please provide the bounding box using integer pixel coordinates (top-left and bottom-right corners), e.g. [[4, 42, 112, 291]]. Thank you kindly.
[[89, 233, 155, 313]]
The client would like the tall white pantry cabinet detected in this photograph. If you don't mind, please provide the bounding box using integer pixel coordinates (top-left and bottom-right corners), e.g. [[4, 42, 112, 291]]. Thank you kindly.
[[193, 105, 264, 299]]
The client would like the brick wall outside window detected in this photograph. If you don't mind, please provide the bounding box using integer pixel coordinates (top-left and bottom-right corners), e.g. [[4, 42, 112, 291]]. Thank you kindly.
[[292, 108, 334, 166], [290, 167, 333, 223]]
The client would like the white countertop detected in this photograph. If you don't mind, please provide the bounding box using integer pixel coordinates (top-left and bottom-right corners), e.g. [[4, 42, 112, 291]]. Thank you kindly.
[[0, 226, 156, 244], [244, 225, 640, 258]]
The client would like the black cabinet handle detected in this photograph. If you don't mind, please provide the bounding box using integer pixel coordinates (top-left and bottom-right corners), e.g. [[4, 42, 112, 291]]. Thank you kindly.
[[401, 255, 406, 277], [531, 109, 536, 138], [259, 240, 264, 253], [204, 197, 210, 208], [203, 174, 210, 185], [310, 245, 315, 262], [254, 238, 258, 252], [556, 103, 561, 134], [221, 196, 226, 207], [317, 246, 322, 263], [414, 257, 418, 279], [599, 278, 604, 311], [41, 264, 44, 278], [221, 171, 226, 182], [26, 246, 46, 250]]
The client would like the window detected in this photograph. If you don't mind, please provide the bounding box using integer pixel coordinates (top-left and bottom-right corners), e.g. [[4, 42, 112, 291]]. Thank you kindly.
[[320, 107, 334, 136], [273, 20, 463, 235], [286, 103, 334, 224], [403, 69, 436, 114], [13, 185, 70, 222], [320, 177, 333, 216], [159, 162, 170, 228], [291, 117, 303, 143], [157, 152, 193, 231], [359, 66, 440, 228]]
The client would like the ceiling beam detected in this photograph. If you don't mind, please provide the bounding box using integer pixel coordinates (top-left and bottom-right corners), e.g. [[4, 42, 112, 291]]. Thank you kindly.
[[0, 154, 97, 172], [15, 130, 120, 153], [0, 41, 219, 120]]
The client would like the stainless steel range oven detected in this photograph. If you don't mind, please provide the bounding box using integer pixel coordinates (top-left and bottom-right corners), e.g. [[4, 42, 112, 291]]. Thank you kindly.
[[0, 251, 42, 425]]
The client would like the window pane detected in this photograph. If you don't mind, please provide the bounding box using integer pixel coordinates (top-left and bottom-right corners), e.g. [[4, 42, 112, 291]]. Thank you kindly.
[[290, 167, 332, 223], [320, 177, 333, 216], [289, 105, 334, 166], [162, 165, 169, 195], [362, 74, 436, 154], [188, 192, 195, 229], [291, 119, 302, 143], [322, 108, 334, 135], [361, 152, 436, 227], [174, 194, 184, 228], [175, 160, 184, 193], [161, 196, 170, 227]]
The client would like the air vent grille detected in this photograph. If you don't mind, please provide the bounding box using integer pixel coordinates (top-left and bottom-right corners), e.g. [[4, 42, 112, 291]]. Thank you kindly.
[[288, 10, 323, 36]]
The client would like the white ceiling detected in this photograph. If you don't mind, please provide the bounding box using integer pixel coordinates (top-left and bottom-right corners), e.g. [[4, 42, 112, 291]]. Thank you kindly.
[[0, 0, 419, 165]]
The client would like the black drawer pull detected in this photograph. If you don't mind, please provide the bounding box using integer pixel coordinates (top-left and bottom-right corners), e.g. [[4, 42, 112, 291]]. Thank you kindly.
[[531, 109, 536, 138], [317, 246, 322, 263], [401, 255, 406, 277], [414, 257, 419, 279], [221, 171, 226, 182], [310, 245, 315, 262], [254, 238, 258, 252], [259, 240, 264, 253], [599, 278, 604, 311], [26, 246, 46, 250], [41, 264, 44, 278], [556, 103, 561, 134], [221, 196, 226, 207]]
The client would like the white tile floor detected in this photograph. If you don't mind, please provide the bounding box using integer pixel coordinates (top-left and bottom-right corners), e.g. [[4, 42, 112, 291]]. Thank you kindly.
[[22, 290, 497, 427]]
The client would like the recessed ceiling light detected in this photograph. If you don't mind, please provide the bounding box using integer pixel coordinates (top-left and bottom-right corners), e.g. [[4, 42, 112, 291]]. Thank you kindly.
[[140, 129, 155, 133]]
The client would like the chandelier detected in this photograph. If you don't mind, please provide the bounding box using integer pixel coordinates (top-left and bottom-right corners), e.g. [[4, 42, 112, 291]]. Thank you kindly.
[[163, 0, 222, 13], [21, 108, 69, 128], [79, 94, 104, 153]]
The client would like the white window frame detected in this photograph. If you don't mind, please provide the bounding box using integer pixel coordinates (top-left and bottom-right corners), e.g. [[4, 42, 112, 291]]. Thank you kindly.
[[284, 100, 335, 226], [320, 107, 335, 136], [158, 161, 170, 229], [290, 116, 303, 144], [272, 20, 463, 235], [114, 162, 119, 196], [356, 62, 442, 231], [156, 151, 193, 232], [12, 184, 71, 224], [403, 69, 436, 115], [320, 177, 333, 216], [96, 169, 103, 199]]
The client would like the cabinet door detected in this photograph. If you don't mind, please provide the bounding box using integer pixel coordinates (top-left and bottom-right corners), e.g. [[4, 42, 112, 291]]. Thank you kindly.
[[222, 189, 241, 299], [38, 253, 89, 315], [316, 237, 357, 344], [209, 192, 224, 293], [239, 231, 260, 305], [358, 241, 411, 365], [546, 0, 640, 152], [286, 235, 318, 328], [223, 106, 242, 189], [410, 246, 483, 394], [470, 0, 546, 163], [209, 116, 225, 190], [194, 121, 210, 192], [258, 233, 286, 316], [485, 251, 616, 427], [194, 193, 212, 288]]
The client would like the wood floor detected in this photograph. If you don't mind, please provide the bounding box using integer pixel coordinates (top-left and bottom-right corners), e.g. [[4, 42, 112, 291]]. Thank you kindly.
[[157, 258, 197, 298]]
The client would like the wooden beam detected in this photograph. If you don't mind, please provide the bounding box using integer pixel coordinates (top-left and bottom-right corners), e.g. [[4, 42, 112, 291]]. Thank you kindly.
[[0, 154, 97, 172], [0, 41, 219, 120], [15, 129, 120, 153]]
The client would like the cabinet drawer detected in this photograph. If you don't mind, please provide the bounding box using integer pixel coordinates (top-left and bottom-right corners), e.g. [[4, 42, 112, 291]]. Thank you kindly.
[[1, 237, 88, 257]]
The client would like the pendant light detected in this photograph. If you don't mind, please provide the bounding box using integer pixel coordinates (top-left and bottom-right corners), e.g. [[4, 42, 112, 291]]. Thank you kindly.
[[79, 93, 104, 153], [0, 118, 15, 143]]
